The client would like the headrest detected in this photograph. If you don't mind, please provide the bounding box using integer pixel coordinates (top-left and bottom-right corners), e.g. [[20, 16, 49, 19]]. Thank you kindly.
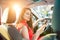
[[6, 7, 16, 23], [1, 7, 16, 23]]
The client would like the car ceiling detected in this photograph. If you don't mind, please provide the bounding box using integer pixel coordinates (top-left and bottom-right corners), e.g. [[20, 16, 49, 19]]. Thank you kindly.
[[0, 0, 54, 19]]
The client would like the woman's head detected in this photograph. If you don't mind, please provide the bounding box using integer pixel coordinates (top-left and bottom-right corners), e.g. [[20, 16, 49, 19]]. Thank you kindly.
[[23, 8, 31, 21], [17, 8, 32, 22], [17, 8, 33, 28]]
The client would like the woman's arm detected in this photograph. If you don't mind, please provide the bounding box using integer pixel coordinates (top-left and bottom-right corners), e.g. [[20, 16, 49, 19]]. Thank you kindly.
[[16, 24, 29, 40], [21, 26, 30, 40], [33, 18, 44, 28], [33, 20, 47, 40]]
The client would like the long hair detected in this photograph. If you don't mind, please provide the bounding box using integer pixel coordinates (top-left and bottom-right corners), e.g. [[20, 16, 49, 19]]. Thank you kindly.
[[17, 8, 33, 29]]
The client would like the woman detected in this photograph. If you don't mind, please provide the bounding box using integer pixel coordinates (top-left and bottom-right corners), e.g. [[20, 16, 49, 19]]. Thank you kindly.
[[16, 8, 47, 40]]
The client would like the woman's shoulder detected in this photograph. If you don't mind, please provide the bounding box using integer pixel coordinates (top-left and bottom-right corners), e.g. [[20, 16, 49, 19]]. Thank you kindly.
[[16, 23, 26, 29], [16, 23, 28, 32]]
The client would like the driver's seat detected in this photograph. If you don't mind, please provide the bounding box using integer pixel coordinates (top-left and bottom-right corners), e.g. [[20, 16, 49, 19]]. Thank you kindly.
[[0, 7, 23, 40]]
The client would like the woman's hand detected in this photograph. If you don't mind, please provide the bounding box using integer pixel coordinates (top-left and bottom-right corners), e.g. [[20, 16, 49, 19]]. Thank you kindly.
[[33, 18, 45, 28], [32, 19, 48, 40]]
